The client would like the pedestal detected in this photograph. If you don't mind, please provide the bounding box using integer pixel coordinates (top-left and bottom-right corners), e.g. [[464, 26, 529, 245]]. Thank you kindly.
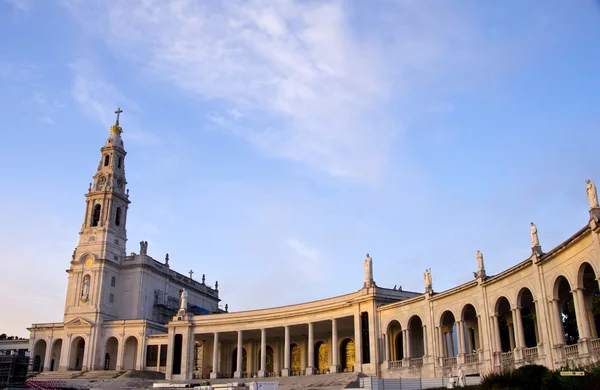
[[329, 364, 340, 374], [234, 371, 242, 379], [210, 371, 219, 379], [281, 368, 291, 377], [258, 370, 266, 378], [305, 367, 315, 375], [532, 245, 543, 256], [590, 207, 600, 222]]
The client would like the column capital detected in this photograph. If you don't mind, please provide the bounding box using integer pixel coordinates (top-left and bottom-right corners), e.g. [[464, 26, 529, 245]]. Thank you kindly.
[[570, 287, 583, 293]]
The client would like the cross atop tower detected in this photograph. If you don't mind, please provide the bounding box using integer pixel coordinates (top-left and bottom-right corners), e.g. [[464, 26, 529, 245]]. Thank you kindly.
[[114, 107, 123, 125], [189, 269, 194, 279]]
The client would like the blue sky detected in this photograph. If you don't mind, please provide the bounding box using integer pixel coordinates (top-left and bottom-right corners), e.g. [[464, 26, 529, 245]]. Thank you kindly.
[[1, 0, 600, 337]]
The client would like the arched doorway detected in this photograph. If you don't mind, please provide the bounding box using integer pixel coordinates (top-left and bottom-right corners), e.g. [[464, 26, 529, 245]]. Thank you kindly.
[[386, 320, 403, 361], [123, 336, 138, 370], [69, 337, 85, 370], [578, 263, 599, 338], [32, 339, 47, 372], [50, 339, 62, 371], [407, 315, 425, 358], [340, 338, 355, 372], [231, 347, 247, 376], [495, 297, 514, 352], [290, 344, 301, 372], [461, 304, 479, 354], [314, 341, 328, 372], [257, 346, 274, 373], [517, 288, 539, 347], [440, 311, 457, 357], [554, 276, 578, 345], [104, 337, 118, 370]]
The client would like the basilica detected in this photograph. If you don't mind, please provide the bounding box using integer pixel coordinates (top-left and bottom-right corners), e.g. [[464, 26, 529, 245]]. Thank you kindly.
[[26, 112, 600, 381]]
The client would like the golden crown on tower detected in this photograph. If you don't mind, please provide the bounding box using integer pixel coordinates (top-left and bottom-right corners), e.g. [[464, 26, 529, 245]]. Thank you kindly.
[[110, 107, 124, 135]]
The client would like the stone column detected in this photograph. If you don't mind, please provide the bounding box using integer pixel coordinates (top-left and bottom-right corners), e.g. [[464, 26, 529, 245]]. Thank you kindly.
[[165, 329, 175, 380], [573, 288, 591, 339], [402, 330, 409, 367], [514, 308, 526, 349], [422, 325, 429, 363], [330, 319, 340, 373], [508, 324, 515, 350], [306, 323, 315, 375], [157, 345, 162, 372], [492, 315, 502, 353], [456, 321, 465, 355], [258, 329, 267, 377], [353, 314, 362, 371], [533, 300, 542, 344], [210, 332, 219, 379], [43, 340, 53, 371], [466, 324, 474, 354], [282, 326, 290, 376], [437, 327, 444, 362], [550, 299, 566, 345], [234, 331, 243, 378]]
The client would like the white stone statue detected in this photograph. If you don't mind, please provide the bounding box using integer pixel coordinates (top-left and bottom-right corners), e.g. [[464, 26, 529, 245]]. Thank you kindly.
[[586, 179, 599, 208], [81, 277, 90, 300], [457, 367, 465, 387], [424, 268, 432, 293], [530, 222, 539, 247], [446, 376, 455, 389], [476, 250, 484, 272], [364, 253, 374, 287], [180, 288, 188, 311]]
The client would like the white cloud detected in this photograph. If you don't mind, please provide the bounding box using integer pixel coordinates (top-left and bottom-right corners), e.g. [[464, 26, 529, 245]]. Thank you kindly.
[[62, 0, 561, 182]]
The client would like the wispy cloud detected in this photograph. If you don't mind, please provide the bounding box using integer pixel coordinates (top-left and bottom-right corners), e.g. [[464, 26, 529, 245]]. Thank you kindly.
[[5, 0, 32, 12]]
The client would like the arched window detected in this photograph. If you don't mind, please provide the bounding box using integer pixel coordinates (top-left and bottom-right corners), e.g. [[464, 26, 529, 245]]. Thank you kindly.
[[111, 276, 116, 287], [92, 204, 101, 227], [118, 157, 122, 168], [104, 155, 110, 166], [115, 207, 121, 226]]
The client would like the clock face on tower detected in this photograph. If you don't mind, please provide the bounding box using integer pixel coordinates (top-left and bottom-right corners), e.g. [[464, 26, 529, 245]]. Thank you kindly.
[[85, 255, 94, 268]]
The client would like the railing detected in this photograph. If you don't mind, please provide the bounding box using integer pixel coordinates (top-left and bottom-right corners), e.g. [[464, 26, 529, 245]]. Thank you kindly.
[[409, 357, 423, 367], [388, 360, 402, 370], [315, 369, 329, 375], [290, 370, 305, 376], [465, 354, 478, 364], [342, 366, 355, 373], [523, 347, 538, 361], [501, 352, 513, 364], [443, 357, 456, 367], [591, 338, 600, 354], [564, 344, 579, 359]]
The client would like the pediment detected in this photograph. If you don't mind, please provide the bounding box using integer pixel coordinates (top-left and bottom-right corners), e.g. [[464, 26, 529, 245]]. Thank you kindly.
[[64, 317, 95, 328]]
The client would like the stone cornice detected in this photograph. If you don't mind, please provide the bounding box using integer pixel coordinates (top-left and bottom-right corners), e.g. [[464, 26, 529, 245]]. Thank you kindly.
[[481, 258, 532, 285], [376, 294, 427, 312], [537, 224, 591, 263], [429, 279, 479, 301]]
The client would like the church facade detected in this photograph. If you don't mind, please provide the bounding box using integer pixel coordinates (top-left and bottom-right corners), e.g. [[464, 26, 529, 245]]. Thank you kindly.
[[28, 113, 600, 381]]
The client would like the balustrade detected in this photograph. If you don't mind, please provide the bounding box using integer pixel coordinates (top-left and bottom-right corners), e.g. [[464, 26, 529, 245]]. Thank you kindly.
[[443, 357, 456, 367], [388, 360, 402, 370], [523, 347, 538, 361], [464, 354, 478, 364], [501, 352, 513, 364], [409, 357, 423, 367], [564, 344, 579, 359], [591, 338, 600, 355]]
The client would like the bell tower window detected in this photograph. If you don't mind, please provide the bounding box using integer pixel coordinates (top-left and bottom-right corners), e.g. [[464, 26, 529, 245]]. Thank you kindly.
[[115, 207, 121, 226], [111, 276, 116, 287], [92, 204, 101, 227], [118, 157, 122, 168], [104, 155, 110, 167]]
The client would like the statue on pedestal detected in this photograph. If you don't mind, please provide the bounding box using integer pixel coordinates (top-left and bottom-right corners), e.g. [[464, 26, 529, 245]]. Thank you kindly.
[[180, 288, 188, 312], [139, 241, 148, 255], [586, 179, 599, 208], [530, 222, 540, 247], [364, 253, 375, 287], [476, 250, 486, 278], [424, 268, 432, 293]]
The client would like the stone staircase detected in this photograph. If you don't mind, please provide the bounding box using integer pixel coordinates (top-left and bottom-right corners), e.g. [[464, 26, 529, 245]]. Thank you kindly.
[[30, 369, 127, 380]]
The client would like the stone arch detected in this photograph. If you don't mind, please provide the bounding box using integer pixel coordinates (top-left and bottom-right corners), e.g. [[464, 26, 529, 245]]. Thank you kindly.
[[123, 336, 138, 370], [231, 347, 247, 376], [339, 338, 355, 372], [577, 262, 599, 338], [290, 343, 301, 372], [104, 337, 118, 370], [495, 296, 513, 352], [407, 315, 425, 358], [440, 311, 457, 357], [314, 341, 328, 372], [553, 275, 579, 345], [50, 339, 62, 371], [32, 339, 47, 372], [461, 304, 479, 354], [516, 287, 539, 347], [69, 336, 86, 370], [386, 320, 403, 361]]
